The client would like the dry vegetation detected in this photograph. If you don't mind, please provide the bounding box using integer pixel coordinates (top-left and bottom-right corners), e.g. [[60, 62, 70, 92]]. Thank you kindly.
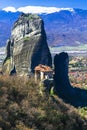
[[0, 75, 87, 130]]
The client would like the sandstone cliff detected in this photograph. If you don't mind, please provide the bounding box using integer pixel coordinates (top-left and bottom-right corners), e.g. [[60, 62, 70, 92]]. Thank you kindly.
[[3, 13, 52, 75]]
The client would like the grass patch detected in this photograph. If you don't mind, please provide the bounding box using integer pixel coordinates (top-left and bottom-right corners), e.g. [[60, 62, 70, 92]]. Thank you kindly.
[[23, 37, 30, 42]]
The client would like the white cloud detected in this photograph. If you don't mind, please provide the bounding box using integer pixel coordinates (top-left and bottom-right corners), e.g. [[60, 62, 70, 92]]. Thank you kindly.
[[2, 6, 74, 14], [3, 6, 16, 12]]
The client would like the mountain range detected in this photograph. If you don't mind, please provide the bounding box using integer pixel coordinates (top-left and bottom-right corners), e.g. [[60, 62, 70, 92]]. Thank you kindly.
[[0, 8, 87, 47]]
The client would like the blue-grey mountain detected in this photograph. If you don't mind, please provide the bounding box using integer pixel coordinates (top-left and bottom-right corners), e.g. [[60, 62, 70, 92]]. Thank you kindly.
[[0, 9, 87, 47]]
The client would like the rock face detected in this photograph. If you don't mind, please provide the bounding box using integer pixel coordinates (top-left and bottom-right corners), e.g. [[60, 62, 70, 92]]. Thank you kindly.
[[54, 52, 75, 98], [3, 13, 52, 75], [54, 52, 70, 89], [53, 52, 87, 107], [2, 39, 16, 75]]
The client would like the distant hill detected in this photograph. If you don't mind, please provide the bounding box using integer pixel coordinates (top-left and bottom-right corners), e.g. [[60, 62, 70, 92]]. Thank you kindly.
[[41, 9, 87, 47], [0, 9, 87, 47]]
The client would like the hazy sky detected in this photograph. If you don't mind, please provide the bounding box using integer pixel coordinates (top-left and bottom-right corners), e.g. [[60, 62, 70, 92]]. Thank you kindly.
[[0, 0, 87, 10]]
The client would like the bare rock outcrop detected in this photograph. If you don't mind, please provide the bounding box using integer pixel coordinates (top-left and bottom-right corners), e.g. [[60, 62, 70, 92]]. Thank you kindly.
[[54, 52, 73, 96], [54, 52, 87, 107], [12, 13, 52, 75], [3, 13, 52, 76]]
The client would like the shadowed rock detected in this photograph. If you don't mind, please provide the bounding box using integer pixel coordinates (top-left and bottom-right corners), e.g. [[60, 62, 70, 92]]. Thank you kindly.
[[54, 52, 75, 99], [54, 52, 87, 107], [3, 39, 14, 62], [2, 39, 16, 75]]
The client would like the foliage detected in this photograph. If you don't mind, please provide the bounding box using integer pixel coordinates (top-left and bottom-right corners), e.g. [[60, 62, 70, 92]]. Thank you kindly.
[[78, 107, 87, 118], [23, 37, 30, 42], [0, 75, 87, 130], [24, 14, 39, 21]]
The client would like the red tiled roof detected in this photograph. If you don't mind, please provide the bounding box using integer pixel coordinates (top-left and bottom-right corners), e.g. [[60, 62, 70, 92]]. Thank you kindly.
[[34, 64, 53, 72]]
